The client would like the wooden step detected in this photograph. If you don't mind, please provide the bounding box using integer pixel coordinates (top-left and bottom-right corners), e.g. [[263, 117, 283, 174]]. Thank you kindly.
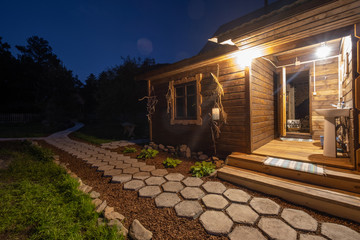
[[217, 165, 360, 223], [283, 132, 312, 139], [226, 153, 360, 194]]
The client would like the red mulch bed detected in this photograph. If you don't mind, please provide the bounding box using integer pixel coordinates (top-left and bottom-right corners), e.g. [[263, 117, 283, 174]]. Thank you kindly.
[[39, 140, 360, 239]]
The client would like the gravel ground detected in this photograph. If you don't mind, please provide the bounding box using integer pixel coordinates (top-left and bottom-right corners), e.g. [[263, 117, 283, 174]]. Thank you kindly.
[[39, 140, 360, 239]]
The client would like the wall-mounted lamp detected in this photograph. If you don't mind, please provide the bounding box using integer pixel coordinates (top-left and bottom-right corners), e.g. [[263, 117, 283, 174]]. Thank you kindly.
[[235, 48, 262, 69], [316, 42, 331, 59], [212, 107, 220, 121]]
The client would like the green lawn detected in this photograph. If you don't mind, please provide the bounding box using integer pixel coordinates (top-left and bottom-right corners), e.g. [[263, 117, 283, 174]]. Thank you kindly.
[[70, 122, 126, 145], [0, 141, 123, 240], [0, 121, 72, 138]]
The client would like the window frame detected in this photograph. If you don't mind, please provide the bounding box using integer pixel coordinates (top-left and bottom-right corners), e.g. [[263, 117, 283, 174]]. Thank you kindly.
[[170, 73, 202, 125]]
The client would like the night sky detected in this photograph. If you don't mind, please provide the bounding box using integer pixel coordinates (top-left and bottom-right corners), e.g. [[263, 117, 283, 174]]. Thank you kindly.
[[1, 0, 275, 82]]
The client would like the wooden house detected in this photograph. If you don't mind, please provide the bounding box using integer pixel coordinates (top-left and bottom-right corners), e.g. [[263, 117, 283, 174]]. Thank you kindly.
[[138, 0, 360, 221]]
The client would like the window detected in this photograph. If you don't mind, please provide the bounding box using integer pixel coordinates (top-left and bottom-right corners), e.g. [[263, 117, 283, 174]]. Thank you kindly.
[[169, 73, 202, 125], [175, 82, 197, 119]]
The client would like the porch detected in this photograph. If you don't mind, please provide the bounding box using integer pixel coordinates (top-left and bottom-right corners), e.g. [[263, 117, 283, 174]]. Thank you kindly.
[[219, 139, 360, 222], [252, 138, 353, 169]]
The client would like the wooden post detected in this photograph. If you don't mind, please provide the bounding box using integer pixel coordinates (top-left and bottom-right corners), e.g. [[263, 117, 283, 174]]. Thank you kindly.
[[354, 23, 360, 171], [245, 66, 252, 153], [147, 80, 153, 142], [279, 67, 287, 137]]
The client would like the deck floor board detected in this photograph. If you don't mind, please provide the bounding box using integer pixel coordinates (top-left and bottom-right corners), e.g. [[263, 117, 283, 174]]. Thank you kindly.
[[252, 139, 353, 169]]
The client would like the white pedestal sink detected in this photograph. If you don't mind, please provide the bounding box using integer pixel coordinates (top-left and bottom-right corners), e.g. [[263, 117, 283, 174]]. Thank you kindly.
[[315, 108, 350, 157]]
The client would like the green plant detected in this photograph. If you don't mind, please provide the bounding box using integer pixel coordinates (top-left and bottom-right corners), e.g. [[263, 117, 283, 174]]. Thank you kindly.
[[163, 157, 182, 168], [123, 147, 137, 153], [190, 161, 216, 178], [0, 142, 123, 240], [23, 140, 54, 162], [137, 148, 159, 159]]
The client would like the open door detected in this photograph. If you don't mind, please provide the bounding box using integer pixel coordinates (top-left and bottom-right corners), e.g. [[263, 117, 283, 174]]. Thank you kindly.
[[279, 67, 287, 137]]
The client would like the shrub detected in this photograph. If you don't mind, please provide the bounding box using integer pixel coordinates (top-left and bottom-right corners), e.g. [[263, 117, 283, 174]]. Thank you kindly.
[[137, 149, 159, 159], [190, 161, 216, 178], [163, 158, 182, 168], [123, 147, 137, 153]]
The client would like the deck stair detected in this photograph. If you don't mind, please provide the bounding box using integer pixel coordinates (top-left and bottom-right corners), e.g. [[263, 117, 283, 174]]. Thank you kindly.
[[217, 153, 360, 223], [225, 153, 360, 194]]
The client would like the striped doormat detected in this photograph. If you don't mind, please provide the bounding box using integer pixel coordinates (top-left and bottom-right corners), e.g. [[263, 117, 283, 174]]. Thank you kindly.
[[264, 157, 325, 175]]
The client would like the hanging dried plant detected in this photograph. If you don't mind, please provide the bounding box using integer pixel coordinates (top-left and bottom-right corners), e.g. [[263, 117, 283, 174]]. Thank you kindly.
[[209, 64, 227, 155], [165, 80, 174, 114], [139, 86, 158, 121], [210, 72, 227, 124]]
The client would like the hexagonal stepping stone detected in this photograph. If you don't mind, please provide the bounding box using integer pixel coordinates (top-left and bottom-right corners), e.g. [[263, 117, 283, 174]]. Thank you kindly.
[[175, 200, 203, 219], [162, 181, 184, 193], [92, 162, 108, 168], [123, 158, 138, 164], [132, 162, 146, 168], [151, 169, 168, 176], [123, 180, 145, 190], [145, 176, 166, 186], [250, 198, 280, 215], [226, 203, 259, 224], [258, 217, 296, 240], [115, 163, 132, 169], [182, 177, 203, 187], [202, 194, 229, 210], [155, 192, 181, 208], [107, 159, 124, 164], [321, 222, 360, 240], [281, 208, 318, 231], [229, 226, 266, 240], [122, 167, 140, 174], [132, 171, 151, 180], [180, 187, 205, 200], [103, 169, 122, 177], [97, 165, 114, 172], [223, 189, 251, 203], [300, 235, 326, 240], [112, 174, 132, 183], [140, 165, 156, 172], [138, 186, 162, 198], [165, 173, 185, 182], [199, 210, 233, 236], [202, 181, 226, 194]]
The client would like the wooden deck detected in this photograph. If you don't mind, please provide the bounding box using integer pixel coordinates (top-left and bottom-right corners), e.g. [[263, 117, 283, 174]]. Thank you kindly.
[[251, 139, 353, 169]]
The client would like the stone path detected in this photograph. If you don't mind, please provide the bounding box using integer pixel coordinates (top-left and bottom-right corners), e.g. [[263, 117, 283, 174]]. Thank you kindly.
[[41, 124, 360, 240]]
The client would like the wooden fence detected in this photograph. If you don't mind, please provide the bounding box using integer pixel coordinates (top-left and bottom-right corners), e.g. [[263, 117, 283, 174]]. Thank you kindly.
[[0, 113, 41, 123]]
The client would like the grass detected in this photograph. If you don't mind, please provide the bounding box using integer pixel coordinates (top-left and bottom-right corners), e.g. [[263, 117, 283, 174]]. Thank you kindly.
[[0, 121, 73, 138], [0, 141, 123, 240], [70, 121, 126, 145], [71, 131, 115, 145]]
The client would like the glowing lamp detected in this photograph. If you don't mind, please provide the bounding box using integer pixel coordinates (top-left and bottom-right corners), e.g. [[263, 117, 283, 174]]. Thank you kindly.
[[235, 48, 261, 69], [212, 108, 220, 121], [316, 43, 330, 59]]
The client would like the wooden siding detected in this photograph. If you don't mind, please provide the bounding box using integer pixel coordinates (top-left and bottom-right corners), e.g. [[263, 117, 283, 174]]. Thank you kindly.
[[151, 57, 249, 156], [250, 58, 276, 151]]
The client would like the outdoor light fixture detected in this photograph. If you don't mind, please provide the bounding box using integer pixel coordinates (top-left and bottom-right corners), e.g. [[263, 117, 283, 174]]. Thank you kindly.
[[212, 107, 220, 121], [235, 48, 262, 69], [316, 42, 331, 59]]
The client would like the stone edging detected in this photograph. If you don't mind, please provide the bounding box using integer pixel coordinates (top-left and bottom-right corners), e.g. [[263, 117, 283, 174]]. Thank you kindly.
[[53, 155, 153, 240]]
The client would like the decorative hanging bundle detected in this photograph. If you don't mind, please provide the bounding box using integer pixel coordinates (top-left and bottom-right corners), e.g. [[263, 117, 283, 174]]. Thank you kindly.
[[138, 86, 158, 121]]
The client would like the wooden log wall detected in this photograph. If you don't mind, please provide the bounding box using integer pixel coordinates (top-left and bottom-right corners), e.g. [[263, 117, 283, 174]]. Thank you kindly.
[[150, 57, 250, 156], [250, 58, 277, 151]]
